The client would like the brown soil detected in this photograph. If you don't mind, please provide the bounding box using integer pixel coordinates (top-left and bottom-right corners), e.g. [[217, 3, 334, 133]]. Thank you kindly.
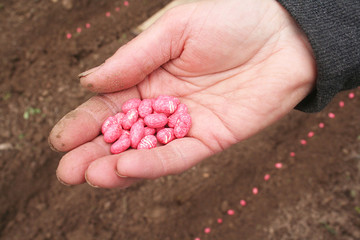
[[1, 1, 360, 239]]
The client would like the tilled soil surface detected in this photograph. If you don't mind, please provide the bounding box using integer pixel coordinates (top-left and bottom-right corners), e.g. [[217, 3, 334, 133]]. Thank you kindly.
[[1, 1, 359, 239]]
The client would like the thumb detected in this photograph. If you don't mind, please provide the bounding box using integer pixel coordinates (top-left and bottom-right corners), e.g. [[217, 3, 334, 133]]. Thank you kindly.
[[79, 7, 190, 93]]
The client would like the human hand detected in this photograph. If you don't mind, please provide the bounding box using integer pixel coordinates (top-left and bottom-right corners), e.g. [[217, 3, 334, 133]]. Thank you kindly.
[[49, 0, 316, 188]]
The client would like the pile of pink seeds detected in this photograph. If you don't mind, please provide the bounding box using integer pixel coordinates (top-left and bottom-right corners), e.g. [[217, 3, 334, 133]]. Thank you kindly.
[[101, 95, 191, 154]]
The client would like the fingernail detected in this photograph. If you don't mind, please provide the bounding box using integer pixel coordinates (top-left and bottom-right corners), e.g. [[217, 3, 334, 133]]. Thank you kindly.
[[56, 172, 71, 186], [48, 136, 60, 153], [78, 63, 104, 78], [115, 170, 128, 178], [85, 171, 99, 188]]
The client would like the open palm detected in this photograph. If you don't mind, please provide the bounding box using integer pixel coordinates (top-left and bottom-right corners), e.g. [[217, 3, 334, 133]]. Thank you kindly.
[[49, 0, 316, 188]]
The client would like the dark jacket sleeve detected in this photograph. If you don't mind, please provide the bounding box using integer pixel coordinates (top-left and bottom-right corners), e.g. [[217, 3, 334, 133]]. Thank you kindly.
[[276, 0, 360, 112]]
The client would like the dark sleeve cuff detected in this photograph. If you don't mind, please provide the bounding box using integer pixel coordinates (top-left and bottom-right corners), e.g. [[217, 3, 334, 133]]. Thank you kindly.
[[276, 0, 360, 112]]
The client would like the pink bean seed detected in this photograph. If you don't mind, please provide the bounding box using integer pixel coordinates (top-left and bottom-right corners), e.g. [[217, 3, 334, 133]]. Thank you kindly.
[[130, 120, 145, 149], [328, 112, 335, 119], [103, 123, 122, 143], [275, 162, 283, 169], [174, 113, 191, 138], [101, 116, 117, 134], [111, 131, 131, 154], [114, 112, 125, 124], [144, 113, 168, 128], [157, 128, 175, 144], [308, 131, 314, 138], [137, 135, 157, 149], [138, 99, 153, 118], [153, 95, 180, 115], [122, 109, 139, 130], [121, 98, 141, 113], [264, 174, 270, 181], [227, 209, 235, 215], [144, 127, 156, 136], [168, 103, 188, 127]]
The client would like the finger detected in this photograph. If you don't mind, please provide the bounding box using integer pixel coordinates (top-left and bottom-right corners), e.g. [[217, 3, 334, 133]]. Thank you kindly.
[[85, 154, 141, 189], [49, 88, 139, 152], [56, 136, 109, 185], [78, 6, 192, 93], [115, 138, 211, 179], [56, 135, 138, 188]]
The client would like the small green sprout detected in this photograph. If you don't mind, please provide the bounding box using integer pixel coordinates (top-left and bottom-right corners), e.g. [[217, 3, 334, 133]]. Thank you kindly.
[[2, 92, 11, 101], [321, 222, 336, 235], [23, 107, 41, 120], [355, 206, 360, 214], [18, 133, 25, 140]]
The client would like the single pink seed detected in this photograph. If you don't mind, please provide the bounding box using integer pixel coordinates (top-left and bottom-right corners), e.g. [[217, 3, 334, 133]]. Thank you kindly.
[[349, 92, 355, 99], [252, 187, 258, 195], [227, 209, 235, 215], [194, 238, 201, 240], [104, 123, 122, 143], [130, 120, 145, 149], [66, 33, 72, 39], [76, 27, 82, 33], [339, 101, 345, 107], [153, 95, 180, 115], [114, 112, 125, 124], [138, 99, 153, 118], [174, 113, 191, 138], [264, 174, 270, 181], [240, 200, 246, 206], [290, 152, 296, 157], [217, 218, 223, 224], [204, 228, 211, 234], [168, 103, 188, 127], [300, 139, 307, 145], [124, 1, 129, 6], [137, 135, 157, 149], [122, 109, 139, 130], [144, 127, 156, 136], [144, 113, 168, 128], [122, 98, 142, 113], [275, 163, 283, 169], [157, 128, 175, 144], [328, 112, 335, 119], [101, 116, 117, 134], [106, 12, 111, 17], [308, 131, 315, 138], [111, 132, 130, 154], [318, 122, 325, 128], [85, 23, 91, 28]]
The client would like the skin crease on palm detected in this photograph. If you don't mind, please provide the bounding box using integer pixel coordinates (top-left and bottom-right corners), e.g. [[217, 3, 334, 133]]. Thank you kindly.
[[49, 0, 316, 188]]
